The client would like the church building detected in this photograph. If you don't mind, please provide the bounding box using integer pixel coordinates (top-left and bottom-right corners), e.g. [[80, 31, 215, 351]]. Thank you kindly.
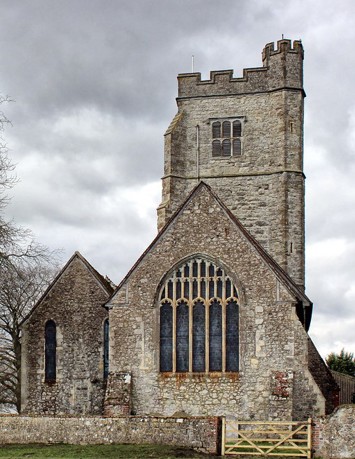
[[20, 39, 338, 420]]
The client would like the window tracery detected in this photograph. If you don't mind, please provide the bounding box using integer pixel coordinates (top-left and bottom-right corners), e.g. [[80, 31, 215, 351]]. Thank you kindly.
[[159, 257, 239, 373]]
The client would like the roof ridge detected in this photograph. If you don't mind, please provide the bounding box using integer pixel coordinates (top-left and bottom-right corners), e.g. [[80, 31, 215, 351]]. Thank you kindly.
[[20, 252, 114, 326]]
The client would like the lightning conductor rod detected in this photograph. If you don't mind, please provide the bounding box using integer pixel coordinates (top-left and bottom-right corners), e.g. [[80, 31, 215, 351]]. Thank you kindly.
[[192, 55, 194, 73]]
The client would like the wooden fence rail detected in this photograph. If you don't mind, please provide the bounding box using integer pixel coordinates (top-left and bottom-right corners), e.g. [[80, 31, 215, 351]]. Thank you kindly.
[[221, 418, 312, 458]]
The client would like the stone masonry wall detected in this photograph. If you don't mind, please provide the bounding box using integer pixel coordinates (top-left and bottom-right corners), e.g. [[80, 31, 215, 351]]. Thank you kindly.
[[0, 415, 220, 455], [108, 184, 324, 421], [21, 254, 111, 415]]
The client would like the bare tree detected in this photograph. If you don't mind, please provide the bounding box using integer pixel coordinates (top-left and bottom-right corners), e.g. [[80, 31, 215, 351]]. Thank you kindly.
[[0, 260, 58, 412], [0, 95, 50, 269], [0, 96, 61, 411]]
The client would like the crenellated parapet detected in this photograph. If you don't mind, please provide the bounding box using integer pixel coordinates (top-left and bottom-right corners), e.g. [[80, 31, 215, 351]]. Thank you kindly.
[[178, 39, 304, 99], [262, 39, 303, 64]]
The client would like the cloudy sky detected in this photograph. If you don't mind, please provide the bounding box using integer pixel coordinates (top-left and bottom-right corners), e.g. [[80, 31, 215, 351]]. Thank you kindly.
[[2, 0, 355, 359]]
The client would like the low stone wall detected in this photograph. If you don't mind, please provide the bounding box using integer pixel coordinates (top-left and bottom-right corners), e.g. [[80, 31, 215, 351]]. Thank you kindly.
[[0, 415, 220, 455], [313, 405, 355, 459]]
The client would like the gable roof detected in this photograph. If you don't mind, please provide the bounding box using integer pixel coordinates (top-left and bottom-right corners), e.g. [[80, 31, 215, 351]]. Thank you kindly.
[[21, 251, 114, 327], [108, 181, 313, 330]]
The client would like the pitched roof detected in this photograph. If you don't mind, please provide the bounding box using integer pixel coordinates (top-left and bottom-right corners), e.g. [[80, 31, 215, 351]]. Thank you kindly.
[[107, 181, 312, 329], [20, 251, 114, 326]]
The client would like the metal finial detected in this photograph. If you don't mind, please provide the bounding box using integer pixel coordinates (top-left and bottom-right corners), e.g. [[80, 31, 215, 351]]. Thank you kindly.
[[192, 55, 194, 73]]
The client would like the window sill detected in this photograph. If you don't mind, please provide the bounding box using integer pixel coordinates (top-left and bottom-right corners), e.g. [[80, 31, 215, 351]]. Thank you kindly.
[[159, 372, 239, 381]]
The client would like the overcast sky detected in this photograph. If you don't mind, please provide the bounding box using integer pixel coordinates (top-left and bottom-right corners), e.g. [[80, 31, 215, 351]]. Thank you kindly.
[[2, 0, 355, 359]]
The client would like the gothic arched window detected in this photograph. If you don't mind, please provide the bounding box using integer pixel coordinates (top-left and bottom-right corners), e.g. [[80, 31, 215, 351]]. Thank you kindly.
[[45, 320, 56, 383], [159, 257, 239, 373], [103, 319, 109, 379]]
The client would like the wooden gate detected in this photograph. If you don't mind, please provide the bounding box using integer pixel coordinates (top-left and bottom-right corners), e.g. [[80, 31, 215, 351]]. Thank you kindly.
[[221, 418, 312, 458]]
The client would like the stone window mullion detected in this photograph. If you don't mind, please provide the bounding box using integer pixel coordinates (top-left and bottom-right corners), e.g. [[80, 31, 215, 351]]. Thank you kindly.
[[205, 300, 210, 373], [189, 300, 193, 372], [222, 301, 226, 373], [172, 301, 177, 373]]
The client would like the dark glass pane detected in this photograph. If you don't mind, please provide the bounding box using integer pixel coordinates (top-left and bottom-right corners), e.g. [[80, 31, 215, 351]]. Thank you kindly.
[[233, 286, 238, 298], [160, 287, 166, 300], [45, 320, 56, 382], [209, 264, 214, 277], [233, 139, 241, 156], [184, 280, 190, 298], [200, 261, 206, 277], [167, 281, 173, 300], [222, 139, 231, 156], [193, 280, 198, 299], [184, 264, 189, 277], [160, 303, 173, 372], [222, 121, 231, 137], [176, 302, 189, 372], [216, 268, 223, 277], [226, 279, 231, 298], [176, 280, 181, 299], [226, 301, 239, 371], [212, 140, 221, 157], [193, 301, 205, 372], [209, 280, 214, 298], [192, 261, 198, 277], [217, 279, 223, 298], [200, 280, 206, 298], [103, 319, 109, 379], [176, 269, 181, 278], [212, 121, 221, 138], [233, 120, 242, 137], [209, 301, 222, 371]]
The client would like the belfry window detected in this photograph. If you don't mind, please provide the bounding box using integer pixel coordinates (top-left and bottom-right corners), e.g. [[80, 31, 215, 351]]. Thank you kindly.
[[45, 320, 56, 383], [159, 257, 239, 373], [212, 119, 242, 157]]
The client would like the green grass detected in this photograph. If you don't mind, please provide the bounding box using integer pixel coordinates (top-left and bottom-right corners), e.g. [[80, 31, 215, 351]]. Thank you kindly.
[[0, 443, 213, 459]]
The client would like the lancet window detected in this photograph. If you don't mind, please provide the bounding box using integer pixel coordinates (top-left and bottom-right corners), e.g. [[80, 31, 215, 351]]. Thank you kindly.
[[159, 257, 239, 373], [45, 320, 56, 383], [103, 319, 109, 379]]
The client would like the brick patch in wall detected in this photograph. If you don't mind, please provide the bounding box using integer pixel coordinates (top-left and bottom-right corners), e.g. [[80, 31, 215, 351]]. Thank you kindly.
[[312, 405, 355, 459]]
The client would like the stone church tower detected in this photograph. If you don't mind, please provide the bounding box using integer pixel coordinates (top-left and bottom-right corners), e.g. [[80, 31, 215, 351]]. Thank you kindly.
[[158, 39, 305, 290]]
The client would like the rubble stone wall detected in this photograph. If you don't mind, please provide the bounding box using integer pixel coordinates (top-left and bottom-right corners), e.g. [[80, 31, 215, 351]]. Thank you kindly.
[[0, 415, 220, 455], [313, 405, 355, 459]]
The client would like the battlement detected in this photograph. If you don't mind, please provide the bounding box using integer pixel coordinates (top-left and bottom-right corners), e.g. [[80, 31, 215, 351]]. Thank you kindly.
[[262, 39, 303, 64], [178, 39, 304, 99]]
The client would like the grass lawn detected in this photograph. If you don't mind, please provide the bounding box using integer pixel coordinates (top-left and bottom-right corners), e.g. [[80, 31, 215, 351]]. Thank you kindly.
[[0, 443, 215, 458]]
